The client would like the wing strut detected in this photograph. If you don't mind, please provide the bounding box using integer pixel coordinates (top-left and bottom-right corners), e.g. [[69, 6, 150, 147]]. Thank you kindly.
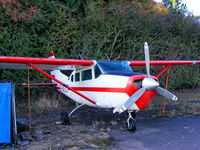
[[156, 65, 171, 78], [27, 63, 97, 105]]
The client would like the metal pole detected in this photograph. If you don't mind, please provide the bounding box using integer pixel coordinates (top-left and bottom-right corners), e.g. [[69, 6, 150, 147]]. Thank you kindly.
[[11, 84, 18, 144]]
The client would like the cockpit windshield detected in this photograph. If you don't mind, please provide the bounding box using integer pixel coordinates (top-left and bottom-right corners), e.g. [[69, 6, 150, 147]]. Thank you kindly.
[[96, 61, 133, 74]]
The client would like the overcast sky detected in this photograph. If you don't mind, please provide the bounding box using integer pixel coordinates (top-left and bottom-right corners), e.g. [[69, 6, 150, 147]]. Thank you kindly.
[[154, 0, 200, 16]]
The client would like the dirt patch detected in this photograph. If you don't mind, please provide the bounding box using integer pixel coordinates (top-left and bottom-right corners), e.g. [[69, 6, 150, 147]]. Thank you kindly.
[[17, 115, 114, 150]]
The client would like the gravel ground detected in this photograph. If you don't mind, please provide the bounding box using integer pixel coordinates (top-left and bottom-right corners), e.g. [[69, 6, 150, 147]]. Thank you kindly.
[[5, 90, 200, 150], [13, 106, 200, 150]]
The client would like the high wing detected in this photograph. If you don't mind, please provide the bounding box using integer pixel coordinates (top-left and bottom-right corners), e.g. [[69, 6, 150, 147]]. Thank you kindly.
[[129, 60, 200, 66], [1, 57, 199, 70], [0, 56, 97, 105], [0, 56, 94, 70], [129, 60, 200, 78]]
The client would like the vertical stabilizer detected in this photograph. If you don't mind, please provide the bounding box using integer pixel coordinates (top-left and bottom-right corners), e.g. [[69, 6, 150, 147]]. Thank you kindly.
[[48, 51, 55, 59]]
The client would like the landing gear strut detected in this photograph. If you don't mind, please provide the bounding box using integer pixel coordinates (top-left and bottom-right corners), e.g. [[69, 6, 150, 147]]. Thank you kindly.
[[127, 110, 136, 132]]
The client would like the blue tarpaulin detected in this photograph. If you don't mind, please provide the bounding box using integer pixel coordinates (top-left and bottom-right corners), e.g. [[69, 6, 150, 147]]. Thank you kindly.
[[0, 83, 12, 143]]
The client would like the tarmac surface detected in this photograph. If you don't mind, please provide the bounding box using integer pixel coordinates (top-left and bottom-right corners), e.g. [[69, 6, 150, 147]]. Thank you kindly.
[[109, 116, 200, 150]]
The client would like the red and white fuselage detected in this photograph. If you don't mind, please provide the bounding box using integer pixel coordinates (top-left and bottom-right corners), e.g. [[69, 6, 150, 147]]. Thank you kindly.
[[51, 62, 157, 111]]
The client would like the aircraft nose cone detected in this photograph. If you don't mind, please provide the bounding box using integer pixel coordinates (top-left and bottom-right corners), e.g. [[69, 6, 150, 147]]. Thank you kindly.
[[142, 78, 159, 90]]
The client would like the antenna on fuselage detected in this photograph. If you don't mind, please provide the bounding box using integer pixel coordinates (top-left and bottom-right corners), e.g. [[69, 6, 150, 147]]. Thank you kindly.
[[77, 53, 84, 60], [104, 53, 111, 61]]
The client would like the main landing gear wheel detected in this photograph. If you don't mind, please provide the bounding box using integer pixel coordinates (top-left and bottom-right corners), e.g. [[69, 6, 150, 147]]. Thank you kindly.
[[61, 104, 85, 125], [127, 111, 136, 132], [61, 112, 70, 125], [127, 118, 136, 132]]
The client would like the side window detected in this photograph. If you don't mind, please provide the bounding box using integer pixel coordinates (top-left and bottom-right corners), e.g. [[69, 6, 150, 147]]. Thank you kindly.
[[94, 65, 101, 78], [71, 75, 74, 82], [82, 69, 92, 81], [75, 72, 80, 82]]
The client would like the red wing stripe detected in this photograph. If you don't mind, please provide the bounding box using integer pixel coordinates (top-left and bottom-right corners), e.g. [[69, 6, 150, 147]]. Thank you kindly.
[[0, 57, 94, 66], [72, 87, 127, 93]]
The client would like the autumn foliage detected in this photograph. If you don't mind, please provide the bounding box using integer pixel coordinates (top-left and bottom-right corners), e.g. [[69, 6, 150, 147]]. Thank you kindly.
[[0, 0, 39, 22]]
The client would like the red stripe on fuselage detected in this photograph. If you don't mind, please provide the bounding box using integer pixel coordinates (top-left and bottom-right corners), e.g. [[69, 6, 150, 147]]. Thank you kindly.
[[70, 75, 158, 95], [72, 87, 127, 93], [71, 85, 156, 110]]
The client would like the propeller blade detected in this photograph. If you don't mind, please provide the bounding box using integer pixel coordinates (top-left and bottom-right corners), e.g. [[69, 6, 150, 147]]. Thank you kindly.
[[113, 88, 146, 114], [144, 42, 150, 78], [155, 87, 178, 101]]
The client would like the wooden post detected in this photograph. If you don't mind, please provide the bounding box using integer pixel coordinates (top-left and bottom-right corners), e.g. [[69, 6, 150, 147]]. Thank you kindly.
[[161, 68, 170, 114], [27, 69, 31, 131]]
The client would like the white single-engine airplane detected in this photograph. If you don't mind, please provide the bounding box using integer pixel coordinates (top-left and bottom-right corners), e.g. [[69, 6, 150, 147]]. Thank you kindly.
[[0, 42, 200, 132]]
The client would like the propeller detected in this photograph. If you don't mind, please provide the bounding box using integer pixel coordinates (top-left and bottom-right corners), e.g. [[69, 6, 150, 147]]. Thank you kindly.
[[144, 42, 150, 78], [113, 88, 146, 113], [113, 42, 177, 114], [155, 87, 177, 101]]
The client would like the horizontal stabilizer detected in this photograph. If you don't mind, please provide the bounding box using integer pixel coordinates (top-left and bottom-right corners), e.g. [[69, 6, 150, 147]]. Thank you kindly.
[[19, 83, 57, 86]]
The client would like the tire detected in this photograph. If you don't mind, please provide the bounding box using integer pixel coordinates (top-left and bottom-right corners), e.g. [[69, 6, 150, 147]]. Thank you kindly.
[[131, 112, 136, 118], [61, 112, 70, 125], [127, 118, 136, 132]]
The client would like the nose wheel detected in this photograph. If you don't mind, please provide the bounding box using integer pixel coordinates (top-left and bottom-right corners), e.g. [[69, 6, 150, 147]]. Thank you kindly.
[[127, 111, 136, 132]]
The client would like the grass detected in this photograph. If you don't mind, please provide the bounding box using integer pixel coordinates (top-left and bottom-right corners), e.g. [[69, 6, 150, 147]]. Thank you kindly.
[[35, 94, 60, 110], [139, 89, 200, 118], [88, 139, 113, 147], [16, 89, 74, 121]]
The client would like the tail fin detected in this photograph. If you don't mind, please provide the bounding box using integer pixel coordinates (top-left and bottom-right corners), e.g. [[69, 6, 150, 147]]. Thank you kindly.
[[48, 51, 69, 84], [48, 51, 55, 59], [48, 51, 57, 79]]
